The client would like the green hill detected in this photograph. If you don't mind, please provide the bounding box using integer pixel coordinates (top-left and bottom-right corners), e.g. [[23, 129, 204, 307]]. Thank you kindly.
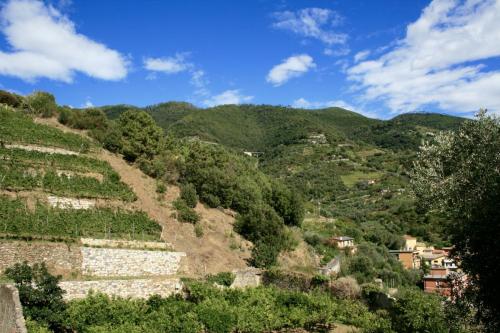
[[101, 103, 463, 152]]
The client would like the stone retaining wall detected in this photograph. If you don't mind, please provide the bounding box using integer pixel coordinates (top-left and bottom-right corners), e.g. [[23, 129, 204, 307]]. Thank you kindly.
[[81, 247, 186, 277], [5, 144, 79, 155], [47, 196, 96, 210], [60, 278, 183, 300], [0, 241, 82, 276], [0, 284, 27, 333]]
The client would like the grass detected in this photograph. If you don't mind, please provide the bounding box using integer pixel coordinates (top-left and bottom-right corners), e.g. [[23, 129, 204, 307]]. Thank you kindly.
[[0, 106, 92, 152], [340, 171, 384, 188]]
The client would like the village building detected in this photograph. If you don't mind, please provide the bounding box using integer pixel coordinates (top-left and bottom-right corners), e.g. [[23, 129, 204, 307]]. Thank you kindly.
[[328, 236, 357, 254], [389, 249, 421, 269], [423, 266, 451, 296]]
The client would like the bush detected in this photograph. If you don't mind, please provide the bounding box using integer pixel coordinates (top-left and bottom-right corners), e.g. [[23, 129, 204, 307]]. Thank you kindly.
[[0, 90, 22, 107], [26, 91, 57, 118], [174, 198, 200, 224], [194, 223, 204, 237], [181, 183, 198, 208], [206, 272, 236, 287], [330, 276, 361, 300]]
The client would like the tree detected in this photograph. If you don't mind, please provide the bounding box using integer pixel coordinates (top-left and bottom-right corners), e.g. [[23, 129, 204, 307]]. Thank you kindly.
[[118, 110, 164, 162], [26, 91, 57, 117], [411, 110, 500, 331], [5, 262, 67, 331], [391, 288, 447, 333]]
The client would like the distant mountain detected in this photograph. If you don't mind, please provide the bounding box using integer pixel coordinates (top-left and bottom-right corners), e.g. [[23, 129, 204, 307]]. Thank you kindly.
[[101, 103, 464, 152]]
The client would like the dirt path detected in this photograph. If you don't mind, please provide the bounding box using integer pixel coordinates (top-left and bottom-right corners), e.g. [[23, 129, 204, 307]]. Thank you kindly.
[[35, 117, 251, 276]]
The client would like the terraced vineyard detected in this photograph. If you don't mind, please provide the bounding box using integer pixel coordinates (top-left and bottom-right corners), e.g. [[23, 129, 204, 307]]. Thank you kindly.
[[0, 195, 161, 241], [0, 106, 92, 151], [0, 161, 136, 201]]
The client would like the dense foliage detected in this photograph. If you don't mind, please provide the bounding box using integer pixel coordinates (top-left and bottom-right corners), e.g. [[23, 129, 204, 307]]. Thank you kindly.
[[412, 110, 500, 331], [0, 196, 161, 240], [26, 92, 58, 118], [5, 262, 66, 331]]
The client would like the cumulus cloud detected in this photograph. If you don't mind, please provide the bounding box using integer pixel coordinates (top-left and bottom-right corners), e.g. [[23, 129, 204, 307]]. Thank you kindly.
[[143, 54, 191, 74], [0, 0, 128, 82], [272, 8, 347, 45], [203, 90, 253, 107], [348, 0, 500, 114], [267, 54, 315, 86]]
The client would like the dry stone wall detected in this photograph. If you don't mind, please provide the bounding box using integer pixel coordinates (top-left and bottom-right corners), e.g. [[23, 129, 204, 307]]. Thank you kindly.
[[0, 285, 27, 333], [47, 196, 95, 210], [81, 247, 186, 277], [60, 278, 183, 300], [0, 241, 82, 276], [5, 144, 79, 155]]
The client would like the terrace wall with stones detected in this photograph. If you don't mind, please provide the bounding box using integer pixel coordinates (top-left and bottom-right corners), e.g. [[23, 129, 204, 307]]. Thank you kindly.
[[59, 278, 183, 300], [81, 247, 186, 277], [0, 241, 82, 276], [0, 284, 27, 333]]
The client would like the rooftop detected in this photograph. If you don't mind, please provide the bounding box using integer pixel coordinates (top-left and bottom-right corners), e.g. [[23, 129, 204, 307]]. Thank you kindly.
[[332, 236, 354, 241]]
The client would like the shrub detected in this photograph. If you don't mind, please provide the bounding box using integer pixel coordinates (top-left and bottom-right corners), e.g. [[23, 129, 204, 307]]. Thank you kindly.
[[330, 276, 361, 300], [194, 223, 204, 238], [174, 198, 200, 224], [181, 183, 198, 208], [26, 91, 57, 118], [0, 90, 21, 107], [206, 272, 236, 287], [156, 182, 167, 194]]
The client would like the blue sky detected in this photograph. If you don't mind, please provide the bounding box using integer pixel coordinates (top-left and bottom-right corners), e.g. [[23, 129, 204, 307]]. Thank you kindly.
[[1, 0, 500, 119]]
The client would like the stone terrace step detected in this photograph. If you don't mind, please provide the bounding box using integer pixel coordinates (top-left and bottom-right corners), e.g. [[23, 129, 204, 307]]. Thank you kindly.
[[60, 278, 183, 300]]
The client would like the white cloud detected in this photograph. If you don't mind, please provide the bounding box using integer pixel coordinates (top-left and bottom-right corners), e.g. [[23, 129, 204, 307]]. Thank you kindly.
[[266, 54, 315, 86], [190, 69, 210, 97], [143, 54, 191, 74], [324, 47, 350, 57], [203, 90, 253, 107], [272, 8, 347, 45], [292, 97, 353, 110], [354, 50, 370, 63], [0, 0, 128, 82], [81, 99, 93, 108], [292, 97, 379, 118], [348, 0, 500, 114]]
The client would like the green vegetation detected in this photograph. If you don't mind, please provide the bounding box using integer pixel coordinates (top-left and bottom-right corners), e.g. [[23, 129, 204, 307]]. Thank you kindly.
[[173, 198, 200, 224], [26, 92, 58, 118], [5, 262, 67, 332], [64, 282, 392, 332], [0, 106, 91, 151], [0, 147, 116, 174], [0, 196, 161, 240], [0, 161, 135, 201], [0, 89, 22, 107], [412, 110, 500, 331], [180, 183, 198, 208]]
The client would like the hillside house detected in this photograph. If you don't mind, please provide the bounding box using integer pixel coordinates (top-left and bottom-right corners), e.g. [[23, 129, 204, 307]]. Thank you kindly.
[[389, 249, 421, 269], [403, 235, 417, 250], [421, 250, 446, 267], [329, 236, 354, 249], [423, 266, 452, 296], [329, 236, 356, 254]]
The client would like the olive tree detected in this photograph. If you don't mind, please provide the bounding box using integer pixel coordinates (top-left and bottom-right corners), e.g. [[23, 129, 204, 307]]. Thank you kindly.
[[411, 110, 500, 331]]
